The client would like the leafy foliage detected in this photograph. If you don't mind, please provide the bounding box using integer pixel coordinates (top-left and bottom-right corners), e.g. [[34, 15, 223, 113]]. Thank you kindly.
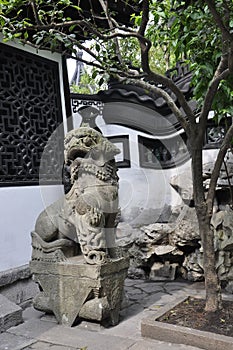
[[0, 0, 232, 145], [148, 0, 233, 117], [70, 69, 108, 94], [0, 0, 80, 52], [1, 0, 232, 117]]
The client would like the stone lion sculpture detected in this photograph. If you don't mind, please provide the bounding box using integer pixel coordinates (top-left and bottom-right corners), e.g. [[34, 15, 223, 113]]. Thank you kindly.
[[31, 127, 121, 264]]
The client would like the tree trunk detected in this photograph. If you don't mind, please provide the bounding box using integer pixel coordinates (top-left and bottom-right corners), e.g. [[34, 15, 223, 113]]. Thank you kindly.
[[196, 206, 222, 312], [191, 141, 222, 312]]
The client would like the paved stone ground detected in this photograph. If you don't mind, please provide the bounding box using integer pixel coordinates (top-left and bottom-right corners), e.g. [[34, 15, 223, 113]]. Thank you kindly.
[[0, 279, 207, 350]]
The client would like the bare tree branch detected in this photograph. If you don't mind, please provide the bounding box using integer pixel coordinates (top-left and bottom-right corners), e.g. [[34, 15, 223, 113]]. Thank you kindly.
[[138, 0, 149, 37], [99, 0, 123, 65], [126, 78, 190, 133], [30, 0, 41, 25], [65, 48, 146, 79], [205, 0, 233, 74], [199, 68, 230, 130], [205, 0, 232, 40], [129, 0, 195, 129], [137, 0, 151, 74], [146, 71, 196, 126], [197, 0, 233, 135], [206, 123, 233, 213]]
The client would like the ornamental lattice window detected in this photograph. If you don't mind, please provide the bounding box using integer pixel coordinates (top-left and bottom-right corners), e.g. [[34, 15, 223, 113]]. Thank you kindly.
[[0, 43, 64, 186]]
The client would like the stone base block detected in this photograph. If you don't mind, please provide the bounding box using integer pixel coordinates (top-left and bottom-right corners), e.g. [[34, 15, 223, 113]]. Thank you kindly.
[[0, 294, 23, 332], [30, 256, 129, 327]]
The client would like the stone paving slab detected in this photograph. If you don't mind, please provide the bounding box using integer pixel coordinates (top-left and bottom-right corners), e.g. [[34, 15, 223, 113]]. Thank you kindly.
[[37, 326, 136, 350], [0, 332, 35, 350], [99, 313, 142, 339], [22, 307, 44, 322], [0, 279, 208, 350], [22, 340, 84, 350], [7, 317, 57, 339]]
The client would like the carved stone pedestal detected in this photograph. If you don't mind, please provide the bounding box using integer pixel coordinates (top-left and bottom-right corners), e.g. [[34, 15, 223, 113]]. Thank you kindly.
[[30, 256, 129, 326]]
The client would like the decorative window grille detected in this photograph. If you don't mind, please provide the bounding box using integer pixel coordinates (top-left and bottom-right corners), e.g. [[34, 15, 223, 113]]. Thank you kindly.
[[138, 134, 190, 169], [0, 44, 64, 186]]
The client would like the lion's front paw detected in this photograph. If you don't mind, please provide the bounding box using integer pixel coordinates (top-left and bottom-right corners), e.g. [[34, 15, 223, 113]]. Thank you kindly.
[[88, 207, 103, 226]]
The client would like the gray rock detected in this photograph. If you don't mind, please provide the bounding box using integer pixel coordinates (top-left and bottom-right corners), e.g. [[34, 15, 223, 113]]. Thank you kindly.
[[170, 207, 200, 247], [127, 267, 147, 280], [170, 171, 193, 205], [203, 161, 233, 184], [0, 265, 31, 288], [116, 223, 141, 246], [149, 262, 178, 281], [0, 294, 23, 332], [153, 245, 176, 256], [140, 223, 172, 243], [211, 211, 224, 229], [225, 280, 233, 293]]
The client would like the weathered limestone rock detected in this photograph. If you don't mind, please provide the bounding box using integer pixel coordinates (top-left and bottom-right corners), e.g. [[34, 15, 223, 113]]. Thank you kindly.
[[226, 280, 233, 293], [153, 245, 175, 255], [203, 161, 233, 186], [149, 261, 179, 281], [116, 223, 141, 249], [182, 249, 204, 281], [117, 201, 233, 291], [180, 206, 233, 287], [118, 162, 233, 289], [140, 223, 173, 243], [153, 245, 183, 256], [30, 126, 129, 325], [170, 171, 193, 205], [116, 206, 200, 281], [127, 267, 147, 279], [212, 206, 233, 251], [169, 207, 200, 247]]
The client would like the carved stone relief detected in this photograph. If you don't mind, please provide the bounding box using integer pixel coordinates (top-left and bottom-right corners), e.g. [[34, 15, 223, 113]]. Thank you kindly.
[[30, 127, 129, 326]]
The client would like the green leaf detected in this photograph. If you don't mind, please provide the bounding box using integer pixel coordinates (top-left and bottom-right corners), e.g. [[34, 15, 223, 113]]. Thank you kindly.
[[23, 31, 28, 40], [14, 32, 22, 38], [72, 5, 81, 11], [69, 24, 76, 32], [98, 76, 104, 87], [92, 70, 98, 79], [155, 11, 166, 19]]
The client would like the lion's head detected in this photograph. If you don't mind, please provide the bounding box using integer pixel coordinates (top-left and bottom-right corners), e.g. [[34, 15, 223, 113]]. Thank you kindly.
[[64, 127, 120, 164]]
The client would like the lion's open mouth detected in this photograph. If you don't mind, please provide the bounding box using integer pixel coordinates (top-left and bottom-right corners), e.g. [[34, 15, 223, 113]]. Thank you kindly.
[[67, 148, 89, 160]]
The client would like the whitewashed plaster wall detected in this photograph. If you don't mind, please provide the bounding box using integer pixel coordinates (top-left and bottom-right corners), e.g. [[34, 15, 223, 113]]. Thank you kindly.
[[72, 106, 189, 226], [0, 185, 64, 271]]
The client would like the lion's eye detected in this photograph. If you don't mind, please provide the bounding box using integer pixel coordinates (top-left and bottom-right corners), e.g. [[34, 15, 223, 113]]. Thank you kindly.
[[91, 149, 101, 160]]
